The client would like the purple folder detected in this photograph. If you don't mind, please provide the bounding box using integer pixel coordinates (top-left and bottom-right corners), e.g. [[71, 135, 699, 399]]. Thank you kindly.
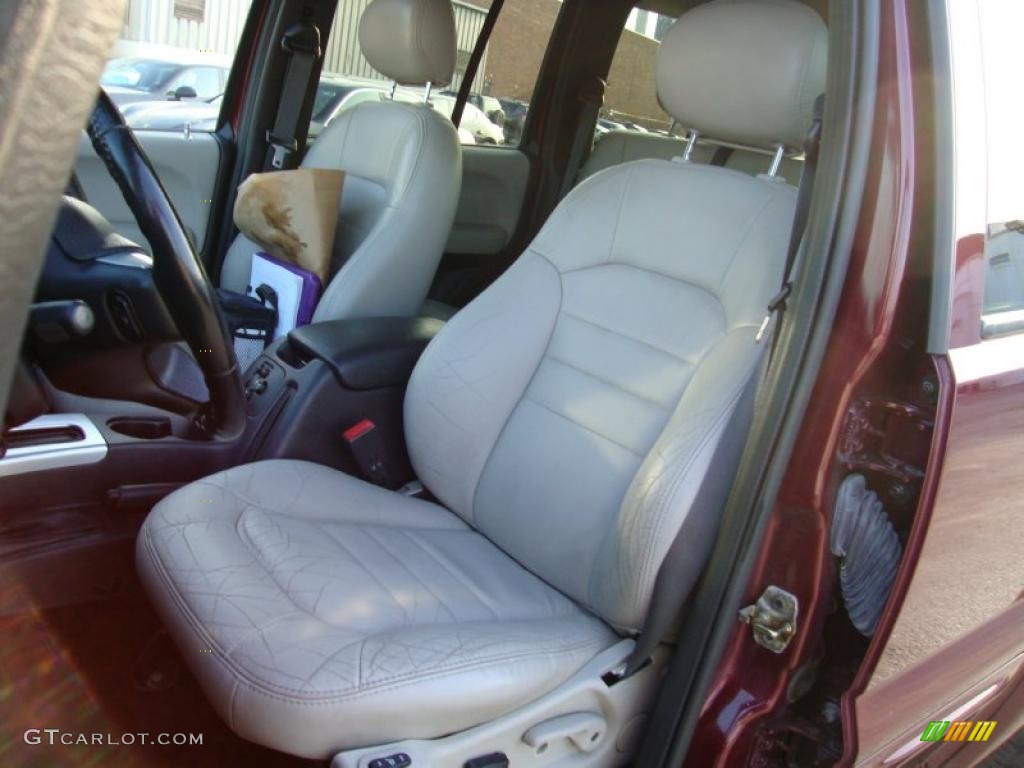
[[250, 252, 323, 337]]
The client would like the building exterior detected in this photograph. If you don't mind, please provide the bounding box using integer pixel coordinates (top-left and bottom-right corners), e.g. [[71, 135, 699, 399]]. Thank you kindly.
[[119, 0, 673, 131], [120, 0, 488, 92]]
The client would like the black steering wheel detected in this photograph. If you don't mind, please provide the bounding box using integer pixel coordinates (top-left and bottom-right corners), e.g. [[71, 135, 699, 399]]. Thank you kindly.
[[86, 90, 246, 439]]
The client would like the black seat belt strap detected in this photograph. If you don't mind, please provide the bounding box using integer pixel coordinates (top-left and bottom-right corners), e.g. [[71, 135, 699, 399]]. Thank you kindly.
[[623, 95, 825, 677], [758, 93, 825, 339], [266, 22, 321, 170], [559, 77, 606, 198]]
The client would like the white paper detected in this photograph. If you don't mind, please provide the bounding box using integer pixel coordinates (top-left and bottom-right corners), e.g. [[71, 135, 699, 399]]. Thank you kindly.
[[248, 253, 303, 340]]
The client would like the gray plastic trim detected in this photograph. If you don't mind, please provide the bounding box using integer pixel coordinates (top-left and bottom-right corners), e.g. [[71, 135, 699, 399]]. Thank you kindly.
[[0, 414, 107, 477]]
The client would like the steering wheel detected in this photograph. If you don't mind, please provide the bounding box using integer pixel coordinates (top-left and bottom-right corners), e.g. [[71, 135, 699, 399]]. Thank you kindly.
[[86, 90, 246, 439]]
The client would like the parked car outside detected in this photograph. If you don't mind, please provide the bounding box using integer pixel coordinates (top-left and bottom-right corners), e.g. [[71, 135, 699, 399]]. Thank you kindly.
[[116, 75, 475, 145], [117, 93, 221, 132], [443, 91, 507, 127], [428, 93, 504, 144], [100, 57, 229, 106], [497, 96, 528, 144]]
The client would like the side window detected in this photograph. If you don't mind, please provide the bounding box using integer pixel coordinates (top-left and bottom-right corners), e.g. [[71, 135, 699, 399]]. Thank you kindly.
[[102, 0, 243, 132], [320, 1, 558, 148], [602, 9, 677, 137], [977, 0, 1024, 329], [446, 1, 561, 147], [169, 66, 222, 99]]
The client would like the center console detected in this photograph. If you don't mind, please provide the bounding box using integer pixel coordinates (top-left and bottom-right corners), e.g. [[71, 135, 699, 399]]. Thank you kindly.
[[239, 315, 444, 481], [0, 316, 445, 528]]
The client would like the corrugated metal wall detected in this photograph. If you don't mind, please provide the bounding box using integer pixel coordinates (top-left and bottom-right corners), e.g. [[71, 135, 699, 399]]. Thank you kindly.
[[123, 0, 252, 58], [122, 0, 487, 92]]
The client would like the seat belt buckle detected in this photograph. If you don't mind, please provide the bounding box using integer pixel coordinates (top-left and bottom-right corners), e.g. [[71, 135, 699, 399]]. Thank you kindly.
[[266, 130, 299, 169], [342, 419, 394, 487]]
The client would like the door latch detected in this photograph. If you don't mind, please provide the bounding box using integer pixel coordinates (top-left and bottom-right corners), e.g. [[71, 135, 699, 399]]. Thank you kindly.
[[739, 586, 798, 653]]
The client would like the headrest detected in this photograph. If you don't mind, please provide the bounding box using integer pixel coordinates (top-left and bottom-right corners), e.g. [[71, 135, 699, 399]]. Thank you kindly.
[[656, 0, 827, 148], [359, 0, 456, 86]]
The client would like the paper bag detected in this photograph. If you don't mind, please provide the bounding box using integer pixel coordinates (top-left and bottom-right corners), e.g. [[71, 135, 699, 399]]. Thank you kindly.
[[233, 168, 344, 284]]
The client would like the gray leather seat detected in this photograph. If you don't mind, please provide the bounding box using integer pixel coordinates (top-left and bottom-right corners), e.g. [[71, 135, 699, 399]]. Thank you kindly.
[[137, 0, 826, 759], [220, 0, 462, 322]]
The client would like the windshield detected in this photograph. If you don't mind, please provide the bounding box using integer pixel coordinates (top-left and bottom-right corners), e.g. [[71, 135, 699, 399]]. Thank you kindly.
[[101, 58, 181, 91]]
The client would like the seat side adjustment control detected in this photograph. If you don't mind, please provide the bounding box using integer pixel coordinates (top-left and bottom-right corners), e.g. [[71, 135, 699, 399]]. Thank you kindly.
[[463, 753, 509, 768], [367, 753, 410, 768], [522, 711, 607, 754]]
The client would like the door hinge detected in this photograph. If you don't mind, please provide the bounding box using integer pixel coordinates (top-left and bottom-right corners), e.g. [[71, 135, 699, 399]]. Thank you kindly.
[[739, 586, 799, 653]]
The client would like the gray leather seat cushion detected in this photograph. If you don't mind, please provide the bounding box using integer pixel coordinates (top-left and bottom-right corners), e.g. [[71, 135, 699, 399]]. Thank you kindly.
[[137, 460, 615, 757], [220, 0, 461, 323], [406, 158, 797, 632], [138, 0, 826, 757]]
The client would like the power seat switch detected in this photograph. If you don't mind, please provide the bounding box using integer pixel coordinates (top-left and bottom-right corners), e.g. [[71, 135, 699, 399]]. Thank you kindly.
[[343, 419, 394, 487], [367, 753, 410, 768], [464, 753, 509, 768]]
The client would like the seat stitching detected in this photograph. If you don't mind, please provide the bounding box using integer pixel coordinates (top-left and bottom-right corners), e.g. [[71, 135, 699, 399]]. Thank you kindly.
[[715, 191, 780, 299], [144, 525, 609, 700], [632, 370, 751, 610], [222, 483, 451, 531], [607, 163, 635, 265], [318, 525, 419, 624], [397, 529, 503, 621], [359, 526, 460, 624], [521, 395, 645, 458], [555, 262, 728, 326], [561, 309, 701, 365], [468, 253, 564, 523], [590, 326, 727, 614], [233, 637, 608, 703], [542, 353, 675, 412]]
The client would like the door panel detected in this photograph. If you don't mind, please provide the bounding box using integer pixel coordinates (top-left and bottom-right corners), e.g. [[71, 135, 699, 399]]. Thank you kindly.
[[853, 1, 1024, 763], [74, 130, 222, 254], [445, 146, 530, 256], [854, 340, 1024, 765]]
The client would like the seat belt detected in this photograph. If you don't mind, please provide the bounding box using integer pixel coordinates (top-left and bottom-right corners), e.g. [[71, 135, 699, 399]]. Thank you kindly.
[[622, 358, 764, 676], [265, 22, 322, 170], [622, 95, 825, 677], [758, 94, 825, 342], [559, 77, 606, 198]]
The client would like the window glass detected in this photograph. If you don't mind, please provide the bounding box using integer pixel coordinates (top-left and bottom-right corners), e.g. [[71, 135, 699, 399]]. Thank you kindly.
[[102, 0, 244, 133], [977, 0, 1024, 316], [601, 8, 678, 137], [440, 0, 562, 147], [107, 0, 560, 145], [168, 66, 222, 99]]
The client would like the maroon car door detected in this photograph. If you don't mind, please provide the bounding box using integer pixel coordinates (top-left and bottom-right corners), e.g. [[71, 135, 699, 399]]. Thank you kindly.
[[851, 1, 1024, 764]]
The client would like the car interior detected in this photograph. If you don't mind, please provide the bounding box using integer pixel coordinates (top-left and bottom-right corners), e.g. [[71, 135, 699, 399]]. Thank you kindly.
[[0, 0, 840, 765]]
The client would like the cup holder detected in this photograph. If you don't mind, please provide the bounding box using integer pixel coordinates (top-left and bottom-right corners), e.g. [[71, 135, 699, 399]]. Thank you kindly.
[[107, 417, 173, 440]]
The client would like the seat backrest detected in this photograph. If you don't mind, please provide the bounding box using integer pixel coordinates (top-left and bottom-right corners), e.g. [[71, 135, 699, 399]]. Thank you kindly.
[[220, 0, 461, 322], [404, 0, 826, 632], [578, 130, 805, 186]]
